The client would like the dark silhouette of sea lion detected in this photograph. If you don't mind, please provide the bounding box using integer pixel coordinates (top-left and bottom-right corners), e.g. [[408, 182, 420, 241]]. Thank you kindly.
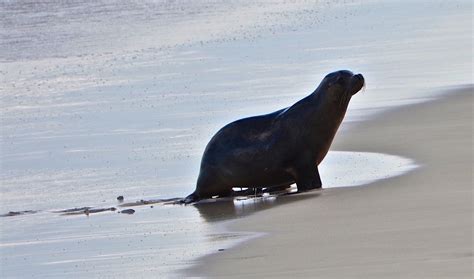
[[183, 70, 364, 204]]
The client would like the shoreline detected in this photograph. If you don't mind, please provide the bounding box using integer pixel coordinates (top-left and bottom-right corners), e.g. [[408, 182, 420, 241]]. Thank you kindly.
[[185, 86, 473, 278]]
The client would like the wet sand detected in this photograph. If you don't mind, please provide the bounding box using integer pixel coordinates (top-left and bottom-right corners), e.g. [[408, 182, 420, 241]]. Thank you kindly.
[[187, 86, 473, 278]]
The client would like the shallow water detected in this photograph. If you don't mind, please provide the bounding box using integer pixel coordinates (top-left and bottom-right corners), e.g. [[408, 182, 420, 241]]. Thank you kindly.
[[0, 150, 415, 278], [0, 0, 471, 277]]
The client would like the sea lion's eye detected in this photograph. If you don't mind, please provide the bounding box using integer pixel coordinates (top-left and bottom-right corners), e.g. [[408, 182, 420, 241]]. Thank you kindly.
[[330, 76, 341, 83], [335, 75, 346, 86]]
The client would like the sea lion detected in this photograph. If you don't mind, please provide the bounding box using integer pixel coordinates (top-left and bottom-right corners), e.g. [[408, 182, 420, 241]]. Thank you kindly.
[[183, 70, 364, 204]]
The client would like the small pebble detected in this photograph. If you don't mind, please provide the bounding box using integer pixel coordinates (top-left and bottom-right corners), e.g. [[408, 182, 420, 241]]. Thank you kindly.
[[117, 196, 124, 202], [120, 209, 135, 214]]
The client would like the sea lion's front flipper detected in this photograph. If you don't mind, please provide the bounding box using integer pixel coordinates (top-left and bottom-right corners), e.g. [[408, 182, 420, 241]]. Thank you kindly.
[[295, 165, 322, 192]]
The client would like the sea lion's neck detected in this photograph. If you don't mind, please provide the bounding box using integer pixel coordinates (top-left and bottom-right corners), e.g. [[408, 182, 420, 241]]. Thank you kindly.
[[310, 90, 349, 123], [307, 91, 348, 162]]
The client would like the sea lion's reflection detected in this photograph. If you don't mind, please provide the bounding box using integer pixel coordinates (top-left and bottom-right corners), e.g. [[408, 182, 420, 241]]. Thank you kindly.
[[194, 191, 320, 222]]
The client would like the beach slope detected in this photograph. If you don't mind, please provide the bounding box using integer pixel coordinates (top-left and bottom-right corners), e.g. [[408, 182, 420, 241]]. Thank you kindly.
[[188, 87, 473, 278]]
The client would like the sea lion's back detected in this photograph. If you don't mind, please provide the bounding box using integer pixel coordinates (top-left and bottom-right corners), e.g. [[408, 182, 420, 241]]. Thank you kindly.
[[201, 109, 285, 165]]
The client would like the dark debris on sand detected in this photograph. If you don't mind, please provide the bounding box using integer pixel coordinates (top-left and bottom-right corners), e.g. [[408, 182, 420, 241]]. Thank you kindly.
[[1, 210, 37, 217], [119, 209, 135, 214], [57, 207, 117, 216]]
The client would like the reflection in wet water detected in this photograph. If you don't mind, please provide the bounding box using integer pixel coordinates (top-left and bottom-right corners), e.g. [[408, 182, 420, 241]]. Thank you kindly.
[[194, 191, 320, 222]]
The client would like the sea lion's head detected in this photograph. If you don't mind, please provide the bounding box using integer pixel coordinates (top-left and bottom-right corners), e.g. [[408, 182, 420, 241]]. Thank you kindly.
[[317, 70, 365, 107]]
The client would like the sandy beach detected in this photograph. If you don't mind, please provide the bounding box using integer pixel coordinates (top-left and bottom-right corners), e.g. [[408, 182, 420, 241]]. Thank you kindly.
[[187, 86, 473, 278]]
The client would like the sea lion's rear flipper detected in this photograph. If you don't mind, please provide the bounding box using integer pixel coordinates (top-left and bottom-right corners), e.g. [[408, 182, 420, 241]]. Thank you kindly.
[[180, 192, 200, 205]]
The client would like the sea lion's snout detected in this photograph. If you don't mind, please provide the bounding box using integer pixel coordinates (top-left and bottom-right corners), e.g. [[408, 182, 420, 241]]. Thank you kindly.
[[351, 73, 365, 95]]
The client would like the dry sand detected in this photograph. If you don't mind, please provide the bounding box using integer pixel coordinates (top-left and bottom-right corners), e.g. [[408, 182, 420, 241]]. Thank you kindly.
[[187, 86, 473, 278]]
